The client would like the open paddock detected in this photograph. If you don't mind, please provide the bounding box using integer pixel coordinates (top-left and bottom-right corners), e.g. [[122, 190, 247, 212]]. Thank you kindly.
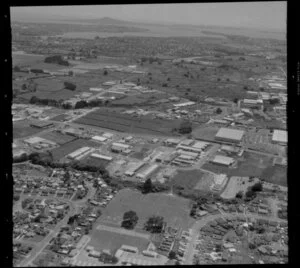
[[98, 188, 195, 231], [75, 108, 181, 136], [192, 126, 220, 141], [261, 165, 287, 186], [13, 119, 46, 139]]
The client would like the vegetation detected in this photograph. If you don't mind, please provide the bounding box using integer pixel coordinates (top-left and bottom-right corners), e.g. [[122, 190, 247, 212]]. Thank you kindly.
[[121, 210, 139, 229], [215, 107, 222, 114], [142, 178, 153, 194], [64, 81, 76, 91], [144, 216, 165, 233], [44, 55, 69, 66], [251, 182, 263, 192], [178, 121, 192, 134]]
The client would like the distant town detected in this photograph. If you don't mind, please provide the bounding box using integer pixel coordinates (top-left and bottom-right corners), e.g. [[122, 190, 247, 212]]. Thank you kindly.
[[12, 5, 287, 267]]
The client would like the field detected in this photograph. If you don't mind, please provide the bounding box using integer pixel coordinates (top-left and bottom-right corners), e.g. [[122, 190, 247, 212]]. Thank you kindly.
[[192, 126, 220, 141], [261, 165, 287, 186], [75, 108, 181, 136], [130, 145, 152, 160], [168, 169, 207, 191], [12, 52, 44, 66], [50, 114, 69, 122], [37, 131, 76, 145], [50, 138, 99, 161], [98, 188, 195, 231], [80, 156, 110, 168], [13, 119, 45, 139], [88, 229, 149, 254], [220, 176, 260, 199], [202, 151, 274, 178]]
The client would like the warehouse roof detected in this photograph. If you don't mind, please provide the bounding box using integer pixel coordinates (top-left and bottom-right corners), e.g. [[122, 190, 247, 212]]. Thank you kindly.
[[272, 130, 287, 143], [91, 136, 107, 142], [211, 155, 235, 166], [215, 128, 245, 141]]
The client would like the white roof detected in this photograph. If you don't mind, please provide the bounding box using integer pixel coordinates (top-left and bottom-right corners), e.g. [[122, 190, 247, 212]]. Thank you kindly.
[[24, 136, 45, 144], [192, 141, 209, 149], [102, 132, 114, 138], [212, 155, 235, 165], [91, 153, 112, 161], [68, 147, 90, 158], [272, 130, 287, 143], [215, 128, 244, 141], [173, 101, 195, 107], [112, 142, 130, 149], [91, 135, 107, 142], [136, 164, 159, 179]]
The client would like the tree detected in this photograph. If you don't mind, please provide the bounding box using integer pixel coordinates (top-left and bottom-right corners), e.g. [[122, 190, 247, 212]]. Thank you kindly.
[[68, 70, 74, 76], [269, 98, 280, 105], [21, 84, 27, 91], [13, 65, 21, 72], [245, 189, 256, 200], [169, 251, 177, 259], [64, 81, 76, 91], [178, 121, 192, 134], [144, 216, 164, 233], [235, 191, 243, 199], [233, 98, 239, 104], [251, 182, 263, 192], [103, 70, 108, 75], [121, 211, 138, 229], [75, 100, 88, 109], [143, 178, 153, 194], [215, 108, 222, 114]]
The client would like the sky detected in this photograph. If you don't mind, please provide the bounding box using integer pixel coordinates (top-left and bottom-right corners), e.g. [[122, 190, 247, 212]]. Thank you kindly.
[[11, 2, 286, 31]]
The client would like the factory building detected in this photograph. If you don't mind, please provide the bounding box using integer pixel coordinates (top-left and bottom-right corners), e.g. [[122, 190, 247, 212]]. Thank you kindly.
[[272, 130, 287, 145], [111, 142, 131, 153], [90, 153, 113, 161], [136, 164, 159, 180], [164, 138, 182, 147], [211, 155, 235, 166], [215, 128, 245, 144], [68, 147, 91, 160], [91, 135, 108, 143], [30, 121, 54, 129], [173, 101, 195, 107], [179, 139, 194, 146], [192, 141, 210, 151], [176, 150, 198, 159], [125, 162, 145, 177], [176, 144, 202, 154]]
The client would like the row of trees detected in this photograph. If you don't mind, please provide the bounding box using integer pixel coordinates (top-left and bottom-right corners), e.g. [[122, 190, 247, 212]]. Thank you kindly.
[[44, 55, 70, 66]]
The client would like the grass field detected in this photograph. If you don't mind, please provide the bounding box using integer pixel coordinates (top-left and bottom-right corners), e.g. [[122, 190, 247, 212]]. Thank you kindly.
[[12, 53, 44, 66], [130, 146, 151, 160], [80, 156, 110, 168], [168, 169, 207, 191], [50, 138, 99, 161], [75, 108, 181, 136], [50, 114, 69, 122], [37, 131, 76, 145], [98, 188, 195, 231], [261, 165, 287, 186], [192, 126, 220, 141], [88, 229, 149, 254], [13, 119, 45, 139]]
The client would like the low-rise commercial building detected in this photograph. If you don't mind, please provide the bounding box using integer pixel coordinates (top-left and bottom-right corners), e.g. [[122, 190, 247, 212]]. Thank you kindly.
[[111, 142, 130, 153], [272, 130, 287, 145], [211, 155, 235, 166], [91, 135, 108, 143], [125, 162, 145, 176], [90, 153, 113, 161], [136, 164, 159, 180], [215, 128, 245, 144]]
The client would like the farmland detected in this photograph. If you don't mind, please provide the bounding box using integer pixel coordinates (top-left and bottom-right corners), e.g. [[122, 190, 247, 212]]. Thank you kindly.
[[98, 188, 195, 231], [13, 119, 46, 139], [261, 165, 287, 186], [75, 108, 181, 136], [192, 125, 220, 141]]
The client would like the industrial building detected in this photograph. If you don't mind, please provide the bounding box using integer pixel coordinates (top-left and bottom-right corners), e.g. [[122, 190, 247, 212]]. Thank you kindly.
[[90, 153, 113, 161], [176, 144, 202, 154], [215, 128, 245, 144], [164, 138, 182, 147], [272, 130, 287, 145], [210, 174, 228, 192], [30, 121, 54, 129], [179, 139, 194, 146], [173, 101, 195, 107], [125, 162, 146, 176], [111, 142, 131, 153], [192, 141, 210, 151], [136, 164, 159, 180], [177, 150, 198, 159], [68, 147, 91, 160], [211, 155, 235, 166], [91, 135, 107, 143]]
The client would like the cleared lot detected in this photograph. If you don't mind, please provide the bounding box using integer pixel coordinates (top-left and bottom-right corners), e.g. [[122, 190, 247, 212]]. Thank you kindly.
[[13, 119, 45, 139]]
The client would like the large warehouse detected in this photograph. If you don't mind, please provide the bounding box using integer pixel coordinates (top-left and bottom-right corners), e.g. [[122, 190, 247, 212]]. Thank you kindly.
[[215, 128, 245, 144], [211, 155, 235, 166], [272, 130, 287, 145]]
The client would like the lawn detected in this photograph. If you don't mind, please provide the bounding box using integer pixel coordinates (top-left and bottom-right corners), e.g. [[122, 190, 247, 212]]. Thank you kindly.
[[88, 229, 149, 255], [192, 126, 220, 141], [168, 169, 207, 191], [98, 188, 195, 231]]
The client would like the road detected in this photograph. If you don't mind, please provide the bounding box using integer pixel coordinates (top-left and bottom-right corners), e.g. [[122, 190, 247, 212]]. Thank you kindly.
[[17, 201, 76, 267], [15, 182, 96, 267], [183, 211, 287, 265]]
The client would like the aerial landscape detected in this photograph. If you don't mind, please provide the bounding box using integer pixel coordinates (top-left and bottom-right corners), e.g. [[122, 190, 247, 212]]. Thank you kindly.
[[11, 2, 287, 266]]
